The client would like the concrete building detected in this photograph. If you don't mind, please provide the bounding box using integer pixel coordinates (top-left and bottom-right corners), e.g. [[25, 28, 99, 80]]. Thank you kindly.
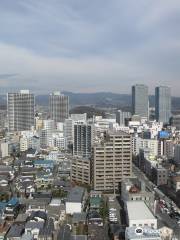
[[132, 84, 149, 119], [151, 165, 168, 186], [116, 110, 131, 126], [121, 178, 154, 203], [73, 123, 94, 158], [174, 144, 180, 165], [70, 113, 87, 122], [40, 120, 55, 148], [7, 90, 35, 132], [155, 86, 171, 123], [71, 157, 90, 185], [168, 175, 180, 192], [125, 201, 157, 229], [170, 114, 180, 130], [49, 91, 69, 123], [91, 130, 132, 191]]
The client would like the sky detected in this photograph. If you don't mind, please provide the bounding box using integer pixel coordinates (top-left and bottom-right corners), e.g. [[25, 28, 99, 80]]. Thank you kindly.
[[0, 0, 180, 95]]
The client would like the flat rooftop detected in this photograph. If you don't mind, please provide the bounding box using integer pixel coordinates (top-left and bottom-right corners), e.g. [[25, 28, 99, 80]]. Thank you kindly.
[[67, 186, 84, 203], [126, 201, 155, 220]]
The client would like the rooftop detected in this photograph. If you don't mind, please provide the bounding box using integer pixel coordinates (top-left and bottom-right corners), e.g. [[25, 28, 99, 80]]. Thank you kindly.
[[67, 186, 84, 203], [126, 201, 155, 220]]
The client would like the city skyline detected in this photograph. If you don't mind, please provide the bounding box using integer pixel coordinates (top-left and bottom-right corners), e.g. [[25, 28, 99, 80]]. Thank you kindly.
[[0, 1, 180, 95]]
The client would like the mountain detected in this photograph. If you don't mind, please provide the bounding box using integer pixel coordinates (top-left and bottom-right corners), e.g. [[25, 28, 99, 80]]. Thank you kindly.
[[0, 92, 180, 112]]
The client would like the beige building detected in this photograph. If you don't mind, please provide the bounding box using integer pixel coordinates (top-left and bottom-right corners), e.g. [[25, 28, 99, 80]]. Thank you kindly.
[[71, 157, 90, 185], [91, 130, 132, 191]]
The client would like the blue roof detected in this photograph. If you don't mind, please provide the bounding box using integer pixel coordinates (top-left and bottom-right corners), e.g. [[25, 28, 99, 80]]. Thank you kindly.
[[8, 198, 19, 206], [0, 202, 7, 209], [34, 160, 54, 165]]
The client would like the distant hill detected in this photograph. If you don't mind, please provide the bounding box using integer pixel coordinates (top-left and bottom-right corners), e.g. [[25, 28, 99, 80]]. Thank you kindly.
[[0, 92, 180, 112]]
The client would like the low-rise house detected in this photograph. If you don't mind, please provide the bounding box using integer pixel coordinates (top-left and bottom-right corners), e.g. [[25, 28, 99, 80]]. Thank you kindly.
[[25, 222, 44, 239], [87, 211, 103, 226], [72, 213, 87, 226], [5, 223, 25, 240], [4, 198, 20, 220], [34, 160, 54, 170], [38, 218, 54, 240], [65, 187, 85, 215], [88, 224, 104, 240], [109, 224, 126, 240]]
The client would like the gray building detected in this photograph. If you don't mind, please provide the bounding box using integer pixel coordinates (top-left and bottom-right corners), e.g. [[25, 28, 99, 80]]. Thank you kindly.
[[7, 90, 35, 132], [116, 110, 131, 126], [151, 165, 168, 186], [49, 91, 69, 123], [155, 86, 171, 123], [71, 156, 90, 185], [170, 114, 180, 130], [73, 123, 94, 158], [132, 84, 149, 118]]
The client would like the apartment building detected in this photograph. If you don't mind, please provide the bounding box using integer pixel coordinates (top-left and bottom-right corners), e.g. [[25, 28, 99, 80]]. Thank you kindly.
[[91, 130, 132, 191]]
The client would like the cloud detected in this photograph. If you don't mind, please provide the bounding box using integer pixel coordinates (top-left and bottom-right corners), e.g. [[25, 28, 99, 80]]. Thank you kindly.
[[0, 0, 180, 95]]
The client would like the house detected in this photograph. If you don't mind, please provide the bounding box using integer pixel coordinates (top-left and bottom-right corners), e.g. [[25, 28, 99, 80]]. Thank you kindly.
[[88, 224, 104, 240], [34, 160, 54, 170], [65, 187, 85, 215], [25, 222, 44, 239], [109, 224, 126, 240], [4, 198, 20, 220], [87, 211, 103, 226], [5, 223, 25, 240], [72, 213, 87, 226], [38, 218, 54, 240]]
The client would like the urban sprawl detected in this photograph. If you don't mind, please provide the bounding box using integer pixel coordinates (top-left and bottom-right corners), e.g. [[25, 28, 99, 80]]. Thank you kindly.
[[0, 85, 179, 240]]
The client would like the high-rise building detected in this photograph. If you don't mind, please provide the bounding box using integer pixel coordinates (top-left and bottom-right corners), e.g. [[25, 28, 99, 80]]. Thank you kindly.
[[116, 110, 131, 126], [71, 156, 90, 185], [7, 90, 35, 132], [91, 130, 132, 191], [73, 123, 94, 158], [40, 119, 55, 148], [49, 91, 69, 123], [155, 86, 171, 123], [132, 84, 149, 118]]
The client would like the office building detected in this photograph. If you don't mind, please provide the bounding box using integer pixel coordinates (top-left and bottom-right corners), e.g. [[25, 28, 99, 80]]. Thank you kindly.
[[8, 90, 35, 132], [73, 123, 94, 158], [49, 91, 69, 123], [116, 110, 131, 126], [155, 86, 171, 123], [132, 84, 149, 118], [91, 130, 132, 191]]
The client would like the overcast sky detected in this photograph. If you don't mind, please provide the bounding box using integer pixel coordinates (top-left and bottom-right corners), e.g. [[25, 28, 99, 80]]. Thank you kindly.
[[0, 0, 180, 95]]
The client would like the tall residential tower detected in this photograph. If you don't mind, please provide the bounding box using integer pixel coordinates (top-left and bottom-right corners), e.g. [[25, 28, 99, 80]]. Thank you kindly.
[[8, 90, 35, 132], [49, 92, 69, 123]]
